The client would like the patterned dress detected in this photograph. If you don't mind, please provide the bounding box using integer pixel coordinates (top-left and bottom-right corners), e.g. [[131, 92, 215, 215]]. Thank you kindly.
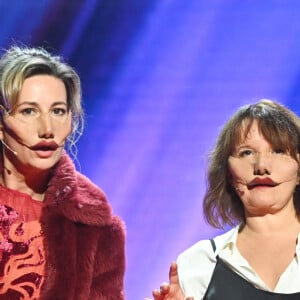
[[0, 185, 45, 299]]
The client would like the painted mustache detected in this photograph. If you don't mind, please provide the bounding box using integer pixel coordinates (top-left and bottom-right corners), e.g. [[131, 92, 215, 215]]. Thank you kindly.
[[1, 140, 64, 156], [247, 177, 278, 189], [233, 176, 298, 193]]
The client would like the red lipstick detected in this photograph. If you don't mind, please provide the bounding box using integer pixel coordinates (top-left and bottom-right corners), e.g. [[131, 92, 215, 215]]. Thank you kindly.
[[31, 141, 59, 151], [247, 177, 278, 189]]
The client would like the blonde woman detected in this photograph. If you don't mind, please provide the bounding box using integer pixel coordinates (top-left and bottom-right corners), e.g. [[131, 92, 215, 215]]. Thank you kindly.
[[0, 46, 125, 300]]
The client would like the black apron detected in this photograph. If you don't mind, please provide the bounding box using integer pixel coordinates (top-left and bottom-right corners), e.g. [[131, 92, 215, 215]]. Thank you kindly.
[[203, 239, 300, 299]]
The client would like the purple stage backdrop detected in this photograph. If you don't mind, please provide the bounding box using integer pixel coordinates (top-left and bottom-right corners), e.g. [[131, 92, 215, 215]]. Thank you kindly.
[[1, 1, 300, 299]]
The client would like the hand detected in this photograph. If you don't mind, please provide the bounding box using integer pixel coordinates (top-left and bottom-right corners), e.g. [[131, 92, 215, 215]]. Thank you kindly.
[[145, 262, 194, 300]]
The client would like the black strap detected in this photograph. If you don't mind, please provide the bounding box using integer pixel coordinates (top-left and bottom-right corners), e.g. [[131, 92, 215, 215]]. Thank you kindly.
[[210, 239, 216, 252]]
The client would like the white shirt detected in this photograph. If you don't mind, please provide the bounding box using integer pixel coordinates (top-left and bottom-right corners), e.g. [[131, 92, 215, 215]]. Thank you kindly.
[[177, 226, 300, 300]]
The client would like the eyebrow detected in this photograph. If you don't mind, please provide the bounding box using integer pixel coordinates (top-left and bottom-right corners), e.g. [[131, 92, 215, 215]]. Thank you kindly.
[[236, 144, 251, 149], [15, 101, 68, 108]]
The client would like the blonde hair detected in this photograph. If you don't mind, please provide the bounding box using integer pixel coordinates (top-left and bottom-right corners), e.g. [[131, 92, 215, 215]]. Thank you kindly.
[[0, 45, 84, 154]]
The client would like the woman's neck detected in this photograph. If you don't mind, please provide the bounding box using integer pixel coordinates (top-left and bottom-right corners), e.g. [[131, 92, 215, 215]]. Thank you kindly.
[[0, 163, 50, 201], [242, 204, 300, 236]]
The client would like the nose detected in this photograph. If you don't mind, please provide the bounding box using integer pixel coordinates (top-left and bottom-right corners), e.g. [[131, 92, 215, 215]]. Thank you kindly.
[[38, 113, 54, 139], [253, 152, 271, 176]]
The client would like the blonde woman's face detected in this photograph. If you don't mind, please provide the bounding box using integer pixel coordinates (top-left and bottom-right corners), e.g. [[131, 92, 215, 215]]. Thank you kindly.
[[0, 75, 72, 172], [228, 120, 299, 216]]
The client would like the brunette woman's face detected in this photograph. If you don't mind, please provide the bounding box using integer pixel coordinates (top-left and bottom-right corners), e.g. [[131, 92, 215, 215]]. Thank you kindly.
[[0, 75, 72, 172], [228, 120, 299, 216]]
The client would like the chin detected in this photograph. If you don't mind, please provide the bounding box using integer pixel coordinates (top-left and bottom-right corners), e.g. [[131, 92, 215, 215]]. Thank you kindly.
[[30, 155, 62, 171]]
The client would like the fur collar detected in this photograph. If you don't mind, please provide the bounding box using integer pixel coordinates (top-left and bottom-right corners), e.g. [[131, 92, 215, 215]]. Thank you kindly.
[[0, 150, 112, 226], [44, 152, 113, 227]]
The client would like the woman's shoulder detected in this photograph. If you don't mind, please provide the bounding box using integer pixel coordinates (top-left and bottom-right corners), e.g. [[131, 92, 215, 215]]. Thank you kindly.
[[177, 227, 238, 269], [177, 227, 238, 299], [177, 238, 216, 299], [75, 171, 107, 202], [47, 154, 121, 227], [177, 239, 215, 266]]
